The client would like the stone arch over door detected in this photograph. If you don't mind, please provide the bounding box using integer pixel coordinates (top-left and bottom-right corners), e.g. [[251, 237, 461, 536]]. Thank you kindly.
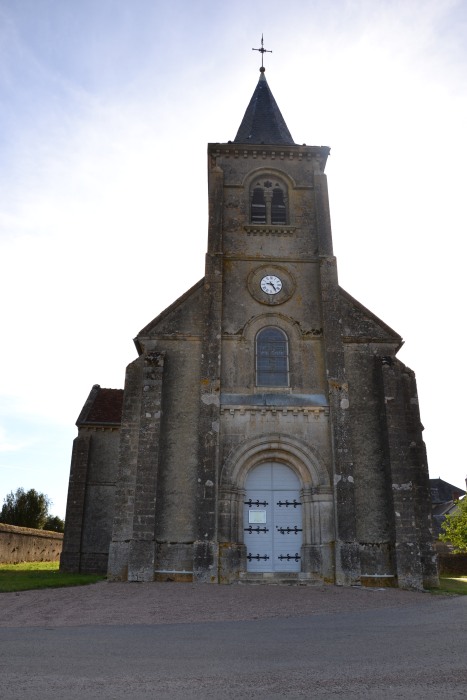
[[219, 435, 335, 581]]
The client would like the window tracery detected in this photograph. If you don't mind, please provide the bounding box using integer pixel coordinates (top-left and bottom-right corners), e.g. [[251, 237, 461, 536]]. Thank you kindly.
[[250, 179, 288, 225]]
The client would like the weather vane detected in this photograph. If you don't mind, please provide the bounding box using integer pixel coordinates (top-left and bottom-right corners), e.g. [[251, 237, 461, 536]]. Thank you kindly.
[[252, 34, 272, 72]]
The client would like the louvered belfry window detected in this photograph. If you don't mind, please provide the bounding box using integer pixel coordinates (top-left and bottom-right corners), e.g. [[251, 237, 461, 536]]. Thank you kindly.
[[256, 328, 289, 386], [250, 180, 288, 225], [271, 187, 287, 224], [251, 187, 267, 223]]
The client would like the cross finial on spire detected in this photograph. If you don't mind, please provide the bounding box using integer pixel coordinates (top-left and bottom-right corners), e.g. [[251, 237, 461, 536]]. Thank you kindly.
[[252, 34, 272, 73]]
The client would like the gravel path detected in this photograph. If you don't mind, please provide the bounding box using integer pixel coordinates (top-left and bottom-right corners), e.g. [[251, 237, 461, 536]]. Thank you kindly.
[[0, 581, 440, 628]]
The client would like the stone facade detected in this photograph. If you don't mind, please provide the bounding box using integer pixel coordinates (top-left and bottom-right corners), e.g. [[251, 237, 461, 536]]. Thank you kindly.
[[61, 70, 438, 589]]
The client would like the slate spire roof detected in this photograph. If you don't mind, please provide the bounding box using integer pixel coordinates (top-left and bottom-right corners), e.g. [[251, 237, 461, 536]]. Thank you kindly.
[[233, 69, 295, 145]]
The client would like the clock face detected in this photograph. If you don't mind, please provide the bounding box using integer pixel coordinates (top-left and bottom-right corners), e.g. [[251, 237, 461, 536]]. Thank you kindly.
[[260, 275, 282, 295], [248, 266, 295, 305]]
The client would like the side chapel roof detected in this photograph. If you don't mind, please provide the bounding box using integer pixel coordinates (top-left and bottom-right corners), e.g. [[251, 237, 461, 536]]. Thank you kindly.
[[430, 477, 466, 537], [76, 385, 124, 427], [430, 478, 466, 505], [233, 70, 295, 145]]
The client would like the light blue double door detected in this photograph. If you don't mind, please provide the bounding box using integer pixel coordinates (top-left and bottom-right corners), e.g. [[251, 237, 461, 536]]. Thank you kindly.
[[244, 463, 303, 573]]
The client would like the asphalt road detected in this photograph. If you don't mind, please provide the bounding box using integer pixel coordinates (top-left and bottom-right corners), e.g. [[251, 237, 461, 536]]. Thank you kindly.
[[0, 595, 466, 699]]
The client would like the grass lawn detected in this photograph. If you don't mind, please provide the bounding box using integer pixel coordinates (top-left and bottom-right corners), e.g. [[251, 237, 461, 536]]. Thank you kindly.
[[1, 563, 466, 595], [0, 561, 105, 593], [428, 576, 467, 596]]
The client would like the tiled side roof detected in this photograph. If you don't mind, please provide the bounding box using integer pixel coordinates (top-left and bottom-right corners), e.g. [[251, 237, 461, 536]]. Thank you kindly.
[[430, 478, 466, 504], [76, 385, 124, 426], [233, 72, 295, 145]]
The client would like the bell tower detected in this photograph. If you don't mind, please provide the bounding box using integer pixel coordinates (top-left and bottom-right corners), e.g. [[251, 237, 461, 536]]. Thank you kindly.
[[197, 58, 436, 588], [193, 59, 357, 584]]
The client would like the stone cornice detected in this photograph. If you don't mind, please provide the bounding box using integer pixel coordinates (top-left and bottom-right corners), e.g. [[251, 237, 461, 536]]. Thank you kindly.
[[221, 406, 329, 417], [80, 425, 120, 431], [244, 225, 296, 236], [208, 143, 330, 165]]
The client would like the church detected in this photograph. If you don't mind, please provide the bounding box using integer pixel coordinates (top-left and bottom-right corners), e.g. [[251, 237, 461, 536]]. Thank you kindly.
[[61, 58, 438, 589]]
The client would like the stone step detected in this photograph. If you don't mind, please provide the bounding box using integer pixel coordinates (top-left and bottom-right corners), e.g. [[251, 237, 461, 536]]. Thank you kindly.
[[238, 572, 323, 586]]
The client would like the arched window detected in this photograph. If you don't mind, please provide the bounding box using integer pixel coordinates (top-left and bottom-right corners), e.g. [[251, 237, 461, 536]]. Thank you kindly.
[[256, 328, 289, 387], [250, 180, 288, 225]]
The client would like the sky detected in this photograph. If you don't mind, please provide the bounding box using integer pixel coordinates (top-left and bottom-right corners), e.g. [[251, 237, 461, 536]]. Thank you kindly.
[[1, 0, 466, 519]]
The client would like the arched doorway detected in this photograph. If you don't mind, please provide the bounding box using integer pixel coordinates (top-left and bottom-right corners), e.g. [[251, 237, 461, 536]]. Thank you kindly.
[[244, 463, 302, 573]]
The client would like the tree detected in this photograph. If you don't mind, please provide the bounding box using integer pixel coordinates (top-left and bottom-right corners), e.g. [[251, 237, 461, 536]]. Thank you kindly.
[[43, 515, 65, 532], [0, 488, 51, 529], [439, 497, 467, 553]]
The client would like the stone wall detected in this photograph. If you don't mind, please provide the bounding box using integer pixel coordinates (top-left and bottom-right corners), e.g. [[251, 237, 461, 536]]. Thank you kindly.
[[438, 553, 467, 576], [0, 523, 63, 564], [61, 428, 120, 574], [434, 542, 467, 576]]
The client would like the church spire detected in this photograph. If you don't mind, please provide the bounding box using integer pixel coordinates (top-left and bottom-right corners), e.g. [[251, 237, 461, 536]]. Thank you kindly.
[[233, 39, 295, 146]]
